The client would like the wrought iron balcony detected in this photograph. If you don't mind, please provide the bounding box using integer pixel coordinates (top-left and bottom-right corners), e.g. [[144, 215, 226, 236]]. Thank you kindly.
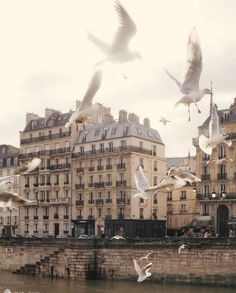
[[97, 166, 104, 171], [201, 174, 210, 181], [116, 198, 126, 204], [43, 215, 49, 220], [54, 214, 59, 219], [88, 215, 94, 219], [117, 163, 126, 169], [106, 182, 112, 186], [116, 180, 126, 187], [88, 200, 94, 204], [76, 167, 84, 173], [88, 167, 95, 172], [217, 173, 227, 180], [75, 184, 84, 190], [94, 182, 105, 188], [118, 213, 125, 219], [106, 165, 112, 170], [64, 215, 69, 219], [95, 199, 104, 205], [76, 200, 84, 206], [105, 199, 112, 204]]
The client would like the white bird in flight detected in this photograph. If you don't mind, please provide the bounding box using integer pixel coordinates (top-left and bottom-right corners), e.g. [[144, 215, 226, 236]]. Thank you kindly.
[[165, 27, 211, 121], [199, 103, 232, 155], [65, 70, 103, 129], [139, 251, 153, 261], [178, 244, 188, 255], [133, 258, 152, 283], [0, 158, 41, 195], [159, 117, 170, 126], [3, 289, 11, 293], [87, 0, 141, 71], [206, 157, 233, 165]]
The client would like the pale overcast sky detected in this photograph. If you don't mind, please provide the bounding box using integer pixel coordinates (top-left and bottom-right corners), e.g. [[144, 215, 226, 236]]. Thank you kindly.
[[0, 0, 236, 157]]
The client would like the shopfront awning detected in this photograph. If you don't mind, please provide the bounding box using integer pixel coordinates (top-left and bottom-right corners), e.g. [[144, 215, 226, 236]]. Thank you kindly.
[[187, 216, 212, 228]]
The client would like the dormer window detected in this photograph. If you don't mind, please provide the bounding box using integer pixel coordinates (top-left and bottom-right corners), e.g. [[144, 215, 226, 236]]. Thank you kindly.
[[111, 128, 117, 135]]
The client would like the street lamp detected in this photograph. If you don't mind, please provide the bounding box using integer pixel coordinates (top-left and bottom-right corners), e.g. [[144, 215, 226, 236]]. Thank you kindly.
[[221, 191, 227, 198], [211, 190, 216, 198], [193, 185, 196, 192]]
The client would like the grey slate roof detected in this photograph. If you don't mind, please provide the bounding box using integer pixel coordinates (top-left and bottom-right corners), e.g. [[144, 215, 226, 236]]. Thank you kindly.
[[24, 112, 72, 132], [77, 121, 164, 144], [201, 109, 236, 127], [167, 157, 185, 169]]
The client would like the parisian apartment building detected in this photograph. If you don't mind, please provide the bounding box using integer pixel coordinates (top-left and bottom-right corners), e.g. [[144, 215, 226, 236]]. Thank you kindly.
[[0, 144, 20, 235], [166, 154, 197, 232], [18, 103, 167, 237], [193, 98, 236, 237]]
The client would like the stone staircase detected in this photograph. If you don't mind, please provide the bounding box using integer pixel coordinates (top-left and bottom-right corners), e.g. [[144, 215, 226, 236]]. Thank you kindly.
[[13, 247, 96, 279]]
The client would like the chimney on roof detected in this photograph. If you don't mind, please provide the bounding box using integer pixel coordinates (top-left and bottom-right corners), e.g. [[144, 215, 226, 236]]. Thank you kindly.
[[128, 113, 139, 124], [26, 113, 40, 126], [45, 108, 55, 120], [143, 118, 150, 128], [119, 110, 128, 123]]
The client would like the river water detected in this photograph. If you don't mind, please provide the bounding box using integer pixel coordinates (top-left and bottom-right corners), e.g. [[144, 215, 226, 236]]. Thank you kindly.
[[0, 271, 235, 293]]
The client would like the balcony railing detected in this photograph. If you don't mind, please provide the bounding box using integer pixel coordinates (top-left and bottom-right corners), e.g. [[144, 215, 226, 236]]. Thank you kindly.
[[96, 199, 104, 205], [105, 215, 112, 219], [72, 145, 153, 158], [197, 192, 236, 200], [43, 215, 49, 220], [75, 184, 84, 190], [33, 183, 39, 187], [180, 209, 188, 214], [24, 216, 29, 220], [105, 199, 112, 204], [88, 167, 95, 172], [201, 174, 211, 181], [167, 210, 173, 215], [117, 198, 126, 204], [64, 215, 69, 219], [97, 166, 104, 171], [88, 215, 94, 219], [54, 214, 59, 219], [106, 165, 112, 170], [33, 216, 38, 220], [24, 184, 29, 188], [88, 183, 94, 188], [116, 180, 126, 187], [20, 132, 71, 145], [217, 173, 227, 180], [76, 167, 84, 173], [88, 200, 94, 204], [76, 200, 84, 206], [94, 182, 105, 188], [50, 197, 70, 204], [106, 182, 112, 186], [50, 164, 70, 171], [117, 163, 126, 169]]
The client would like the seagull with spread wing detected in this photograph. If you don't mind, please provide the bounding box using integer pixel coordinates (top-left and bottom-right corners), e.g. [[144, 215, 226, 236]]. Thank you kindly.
[[0, 158, 41, 195], [166, 27, 211, 121], [199, 103, 232, 155], [0, 193, 36, 209], [87, 0, 141, 71], [159, 117, 170, 126], [206, 157, 233, 165], [65, 70, 103, 128], [139, 251, 153, 261], [178, 244, 188, 255], [133, 258, 152, 283]]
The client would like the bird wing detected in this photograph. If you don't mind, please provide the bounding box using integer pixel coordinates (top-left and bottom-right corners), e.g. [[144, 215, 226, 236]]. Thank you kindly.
[[141, 262, 152, 274], [20, 158, 41, 174], [111, 0, 137, 53], [209, 103, 220, 138], [165, 69, 181, 89], [177, 171, 201, 183], [79, 70, 103, 110], [134, 165, 149, 192], [133, 259, 142, 276], [181, 28, 202, 94], [87, 31, 111, 55]]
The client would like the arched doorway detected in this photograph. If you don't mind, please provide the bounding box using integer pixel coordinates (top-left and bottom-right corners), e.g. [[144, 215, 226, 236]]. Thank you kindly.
[[217, 205, 229, 237]]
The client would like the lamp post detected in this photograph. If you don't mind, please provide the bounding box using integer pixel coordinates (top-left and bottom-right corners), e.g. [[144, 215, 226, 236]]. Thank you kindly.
[[221, 191, 227, 198], [8, 208, 12, 238], [211, 190, 216, 199]]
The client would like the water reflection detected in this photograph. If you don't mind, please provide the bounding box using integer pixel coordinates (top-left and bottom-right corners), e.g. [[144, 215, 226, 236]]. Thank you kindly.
[[0, 271, 235, 293]]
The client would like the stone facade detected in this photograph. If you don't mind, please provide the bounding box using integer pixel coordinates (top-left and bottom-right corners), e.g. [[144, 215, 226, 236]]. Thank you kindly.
[[193, 98, 236, 236], [1, 238, 236, 286], [0, 144, 20, 235], [18, 104, 166, 237]]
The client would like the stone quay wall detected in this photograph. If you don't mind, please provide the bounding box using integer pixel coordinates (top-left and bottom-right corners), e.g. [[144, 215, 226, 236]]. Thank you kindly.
[[1, 238, 236, 286]]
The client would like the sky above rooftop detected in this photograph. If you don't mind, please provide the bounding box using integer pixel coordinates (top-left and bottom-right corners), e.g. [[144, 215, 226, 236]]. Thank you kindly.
[[0, 0, 235, 156]]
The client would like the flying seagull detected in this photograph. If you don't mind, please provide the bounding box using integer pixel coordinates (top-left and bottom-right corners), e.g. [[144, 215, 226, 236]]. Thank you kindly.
[[0, 158, 41, 195], [165, 27, 211, 121], [199, 103, 232, 155], [139, 251, 153, 261], [206, 157, 233, 165], [167, 167, 201, 185], [3, 289, 11, 293], [133, 258, 152, 283], [65, 70, 103, 128], [0, 193, 36, 209], [178, 244, 188, 255], [159, 117, 170, 125], [87, 0, 141, 70], [111, 235, 125, 240]]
